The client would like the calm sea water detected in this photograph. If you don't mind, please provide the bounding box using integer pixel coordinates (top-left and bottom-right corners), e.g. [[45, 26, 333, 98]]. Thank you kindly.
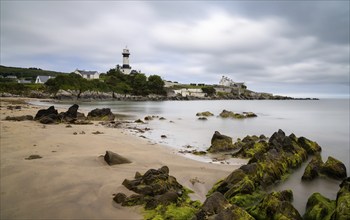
[[31, 99, 349, 214]]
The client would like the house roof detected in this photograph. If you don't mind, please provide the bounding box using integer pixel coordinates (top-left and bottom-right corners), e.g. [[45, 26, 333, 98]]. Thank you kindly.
[[36, 75, 52, 83], [75, 70, 99, 75]]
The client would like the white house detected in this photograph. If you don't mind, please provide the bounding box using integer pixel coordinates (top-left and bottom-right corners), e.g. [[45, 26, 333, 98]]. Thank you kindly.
[[173, 88, 206, 98], [35, 75, 53, 84], [74, 69, 100, 79], [219, 76, 245, 88]]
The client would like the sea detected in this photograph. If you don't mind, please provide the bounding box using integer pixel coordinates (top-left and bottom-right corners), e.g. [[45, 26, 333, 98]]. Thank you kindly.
[[31, 99, 349, 214]]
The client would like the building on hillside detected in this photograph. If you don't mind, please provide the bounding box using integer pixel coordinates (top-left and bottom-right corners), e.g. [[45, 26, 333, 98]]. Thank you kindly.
[[74, 69, 100, 79], [35, 75, 53, 84], [6, 75, 17, 80], [164, 81, 181, 88], [219, 76, 245, 89]]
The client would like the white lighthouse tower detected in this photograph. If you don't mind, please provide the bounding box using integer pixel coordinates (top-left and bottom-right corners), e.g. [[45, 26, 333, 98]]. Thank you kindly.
[[121, 47, 131, 74]]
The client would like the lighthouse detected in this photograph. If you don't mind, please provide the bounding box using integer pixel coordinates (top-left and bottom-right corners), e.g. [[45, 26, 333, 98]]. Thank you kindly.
[[121, 47, 131, 74]]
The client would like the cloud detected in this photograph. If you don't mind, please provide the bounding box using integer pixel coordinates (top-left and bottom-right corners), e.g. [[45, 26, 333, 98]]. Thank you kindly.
[[0, 1, 349, 97]]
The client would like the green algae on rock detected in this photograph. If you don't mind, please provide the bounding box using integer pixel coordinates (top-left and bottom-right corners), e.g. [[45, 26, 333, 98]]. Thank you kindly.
[[332, 177, 350, 220], [196, 111, 214, 117], [248, 190, 302, 220], [113, 166, 200, 219], [207, 131, 237, 153], [304, 192, 335, 220], [321, 156, 347, 180], [302, 153, 324, 181], [298, 136, 322, 154], [219, 110, 257, 119]]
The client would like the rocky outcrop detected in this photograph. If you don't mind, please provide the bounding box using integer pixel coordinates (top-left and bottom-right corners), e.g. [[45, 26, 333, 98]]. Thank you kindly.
[[196, 111, 214, 117], [304, 192, 335, 220], [302, 153, 324, 181], [34, 106, 58, 124], [321, 156, 347, 180], [5, 115, 33, 121], [298, 136, 322, 154], [332, 177, 350, 219], [195, 192, 254, 220], [87, 108, 115, 121], [249, 190, 302, 220], [104, 151, 131, 165], [231, 135, 269, 158], [113, 166, 199, 219], [219, 110, 257, 119], [207, 131, 237, 153]]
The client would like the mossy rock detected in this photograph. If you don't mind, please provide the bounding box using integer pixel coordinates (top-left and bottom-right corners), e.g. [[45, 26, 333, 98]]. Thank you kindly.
[[332, 177, 350, 220], [298, 136, 321, 155], [196, 111, 214, 117], [248, 190, 302, 220], [224, 177, 255, 198], [212, 204, 255, 220], [302, 154, 324, 181], [304, 192, 335, 220], [219, 110, 257, 119], [228, 191, 266, 209], [207, 131, 236, 153], [321, 156, 347, 180]]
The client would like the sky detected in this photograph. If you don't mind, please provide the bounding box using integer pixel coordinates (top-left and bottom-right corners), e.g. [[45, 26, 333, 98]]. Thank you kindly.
[[1, 1, 349, 98]]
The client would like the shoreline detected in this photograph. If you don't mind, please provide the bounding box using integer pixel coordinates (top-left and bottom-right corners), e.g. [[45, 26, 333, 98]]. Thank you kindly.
[[0, 97, 240, 219]]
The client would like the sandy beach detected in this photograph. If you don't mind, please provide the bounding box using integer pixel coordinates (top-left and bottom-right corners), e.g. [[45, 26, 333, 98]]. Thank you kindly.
[[0, 98, 240, 219]]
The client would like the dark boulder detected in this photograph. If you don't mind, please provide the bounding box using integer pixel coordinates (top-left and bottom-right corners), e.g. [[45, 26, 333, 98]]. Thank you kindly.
[[87, 108, 115, 121], [201, 192, 230, 216], [34, 106, 58, 120], [39, 114, 58, 124], [302, 154, 324, 181], [304, 192, 335, 220], [113, 193, 127, 204], [321, 156, 347, 180], [207, 131, 235, 153], [196, 111, 214, 117], [104, 151, 132, 165], [5, 115, 33, 121]]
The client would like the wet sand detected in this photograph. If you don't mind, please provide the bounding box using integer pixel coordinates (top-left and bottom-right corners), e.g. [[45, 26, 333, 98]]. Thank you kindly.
[[0, 98, 240, 219]]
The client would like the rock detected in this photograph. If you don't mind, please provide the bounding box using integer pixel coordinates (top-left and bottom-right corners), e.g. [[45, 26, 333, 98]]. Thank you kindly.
[[113, 193, 127, 204], [304, 192, 335, 220], [39, 114, 58, 124], [302, 154, 324, 181], [219, 110, 257, 119], [87, 108, 115, 121], [121, 194, 145, 206], [321, 156, 347, 180], [159, 165, 169, 175], [332, 177, 350, 219], [198, 117, 208, 120], [104, 150, 132, 165], [212, 205, 255, 220], [5, 115, 33, 121], [207, 131, 235, 153], [200, 192, 230, 216], [59, 104, 80, 123], [25, 155, 42, 160], [135, 119, 144, 123], [92, 131, 103, 135], [161, 135, 167, 138], [34, 106, 58, 120], [196, 111, 214, 117], [145, 191, 179, 209], [298, 136, 321, 154], [144, 116, 153, 121], [159, 117, 166, 120], [249, 190, 302, 220], [35, 106, 59, 124]]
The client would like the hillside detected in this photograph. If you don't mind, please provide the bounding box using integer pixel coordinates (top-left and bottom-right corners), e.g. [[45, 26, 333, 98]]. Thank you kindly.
[[0, 65, 67, 80]]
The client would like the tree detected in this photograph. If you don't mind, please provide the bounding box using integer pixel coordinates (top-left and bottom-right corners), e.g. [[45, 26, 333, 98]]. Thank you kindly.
[[130, 73, 148, 96], [202, 86, 216, 97], [148, 75, 166, 95]]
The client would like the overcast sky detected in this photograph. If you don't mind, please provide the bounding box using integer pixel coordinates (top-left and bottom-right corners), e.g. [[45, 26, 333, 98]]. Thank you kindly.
[[1, 1, 349, 98]]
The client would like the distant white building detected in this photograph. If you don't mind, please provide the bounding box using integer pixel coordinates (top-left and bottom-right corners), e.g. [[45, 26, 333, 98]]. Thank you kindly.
[[173, 88, 206, 98], [219, 76, 245, 88], [74, 69, 100, 79], [35, 75, 53, 84]]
